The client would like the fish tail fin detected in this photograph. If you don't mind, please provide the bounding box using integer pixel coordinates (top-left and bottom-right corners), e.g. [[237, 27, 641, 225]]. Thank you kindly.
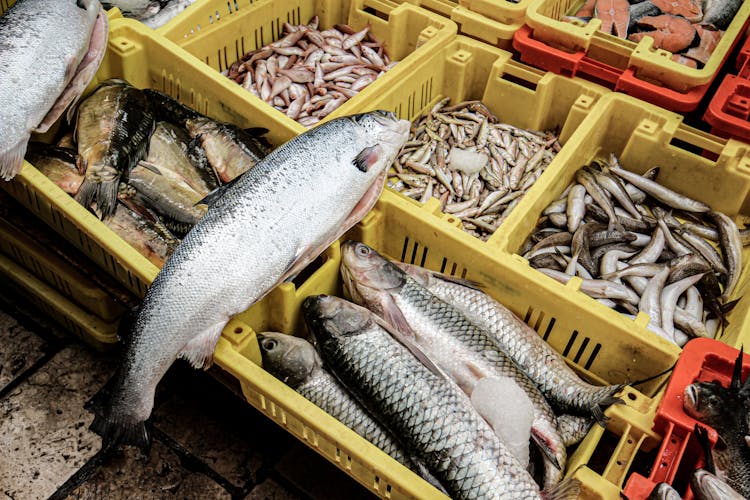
[[86, 374, 152, 454], [75, 177, 119, 219], [541, 475, 581, 500], [90, 412, 152, 455], [1, 135, 30, 181], [590, 384, 626, 426]]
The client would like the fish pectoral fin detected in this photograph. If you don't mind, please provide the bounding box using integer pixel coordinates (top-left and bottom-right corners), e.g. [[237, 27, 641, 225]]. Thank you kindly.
[[412, 458, 449, 495], [0, 134, 30, 181], [531, 430, 562, 471], [178, 323, 225, 369], [366, 302, 450, 382], [353, 145, 381, 173]]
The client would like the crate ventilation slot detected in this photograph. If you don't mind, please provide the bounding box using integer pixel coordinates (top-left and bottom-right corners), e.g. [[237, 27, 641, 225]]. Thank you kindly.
[[400, 237, 428, 267]]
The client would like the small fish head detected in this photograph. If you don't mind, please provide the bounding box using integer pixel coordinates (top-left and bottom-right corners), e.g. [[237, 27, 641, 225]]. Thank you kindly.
[[340, 241, 406, 312], [302, 295, 374, 345], [683, 381, 738, 428], [257, 332, 319, 389]]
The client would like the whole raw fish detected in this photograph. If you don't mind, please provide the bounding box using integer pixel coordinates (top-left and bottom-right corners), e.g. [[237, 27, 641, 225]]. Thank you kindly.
[[90, 111, 409, 452], [0, 0, 108, 180], [257, 332, 418, 470], [140, 0, 199, 28], [303, 295, 580, 500], [75, 80, 156, 218], [340, 241, 567, 489], [683, 350, 750, 497], [396, 263, 623, 422]]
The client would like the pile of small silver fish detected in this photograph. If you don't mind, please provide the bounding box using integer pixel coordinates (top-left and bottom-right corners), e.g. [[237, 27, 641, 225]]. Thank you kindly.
[[101, 0, 198, 28], [388, 99, 561, 240], [259, 241, 634, 499], [223, 16, 396, 126], [26, 79, 271, 267], [521, 153, 748, 347]]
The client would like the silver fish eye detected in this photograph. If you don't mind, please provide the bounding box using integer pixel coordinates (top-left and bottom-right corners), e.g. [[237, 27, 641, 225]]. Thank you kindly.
[[261, 338, 278, 351], [356, 244, 370, 257]]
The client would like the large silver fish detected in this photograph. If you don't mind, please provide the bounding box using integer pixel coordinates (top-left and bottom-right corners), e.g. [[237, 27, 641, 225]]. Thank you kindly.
[[340, 241, 567, 489], [396, 263, 623, 422], [91, 111, 409, 451], [0, 0, 108, 180], [303, 295, 580, 500]]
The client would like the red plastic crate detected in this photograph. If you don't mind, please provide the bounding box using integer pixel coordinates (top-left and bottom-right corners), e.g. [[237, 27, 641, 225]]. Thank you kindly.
[[513, 25, 733, 113], [704, 34, 750, 144], [623, 338, 750, 499]]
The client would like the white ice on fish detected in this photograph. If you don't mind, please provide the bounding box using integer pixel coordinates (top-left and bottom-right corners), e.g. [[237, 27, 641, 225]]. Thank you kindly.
[[471, 376, 535, 468]]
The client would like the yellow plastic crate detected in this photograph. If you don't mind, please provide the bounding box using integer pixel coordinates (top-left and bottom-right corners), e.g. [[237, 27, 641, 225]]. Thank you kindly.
[[1, 16, 302, 298], [498, 92, 750, 377], [383, 0, 526, 50], [568, 386, 663, 500], [221, 187, 674, 498], [524, 0, 750, 92], [0, 252, 118, 351], [356, 36, 610, 257], [0, 0, 15, 13], [0, 218, 125, 322], [156, 0, 457, 127]]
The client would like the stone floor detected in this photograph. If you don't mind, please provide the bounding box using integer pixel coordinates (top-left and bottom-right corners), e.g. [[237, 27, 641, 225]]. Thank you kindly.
[[0, 294, 375, 500]]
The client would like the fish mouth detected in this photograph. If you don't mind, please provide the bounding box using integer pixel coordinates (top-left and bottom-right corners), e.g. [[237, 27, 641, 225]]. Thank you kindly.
[[683, 384, 698, 414]]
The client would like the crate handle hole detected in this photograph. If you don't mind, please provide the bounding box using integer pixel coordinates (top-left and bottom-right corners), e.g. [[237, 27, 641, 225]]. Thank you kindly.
[[616, 460, 623, 466], [661, 462, 668, 468], [627, 439, 633, 444], [627, 392, 637, 401], [234, 327, 243, 334], [671, 438, 677, 444]]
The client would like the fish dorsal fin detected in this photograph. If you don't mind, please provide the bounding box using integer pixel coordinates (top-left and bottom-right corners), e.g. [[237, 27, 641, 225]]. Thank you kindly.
[[394, 261, 483, 290], [732, 346, 745, 392], [196, 176, 241, 206]]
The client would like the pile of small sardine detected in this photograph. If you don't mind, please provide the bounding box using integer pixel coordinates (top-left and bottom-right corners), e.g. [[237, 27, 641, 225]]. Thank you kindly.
[[388, 99, 561, 240], [25, 79, 271, 267], [521, 153, 748, 347], [654, 349, 750, 499], [259, 240, 634, 499], [223, 16, 396, 126], [101, 1, 199, 29]]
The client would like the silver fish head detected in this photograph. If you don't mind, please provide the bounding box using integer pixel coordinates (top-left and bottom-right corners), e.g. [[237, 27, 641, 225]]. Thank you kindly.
[[257, 332, 319, 389], [691, 469, 745, 500], [302, 295, 375, 344], [340, 241, 406, 311]]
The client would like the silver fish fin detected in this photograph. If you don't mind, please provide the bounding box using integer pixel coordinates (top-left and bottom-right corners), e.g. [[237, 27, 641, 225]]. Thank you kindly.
[[136, 160, 162, 175], [0, 134, 29, 180], [178, 322, 224, 369], [540, 475, 581, 500], [393, 262, 483, 290], [352, 145, 380, 172], [530, 431, 562, 471], [366, 304, 450, 382], [412, 458, 449, 495]]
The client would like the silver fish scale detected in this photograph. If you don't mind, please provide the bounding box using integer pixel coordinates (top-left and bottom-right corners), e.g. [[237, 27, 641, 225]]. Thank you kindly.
[[108, 116, 402, 428], [318, 322, 543, 499], [0, 0, 99, 165], [296, 369, 412, 466], [422, 277, 621, 416], [394, 277, 565, 486]]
